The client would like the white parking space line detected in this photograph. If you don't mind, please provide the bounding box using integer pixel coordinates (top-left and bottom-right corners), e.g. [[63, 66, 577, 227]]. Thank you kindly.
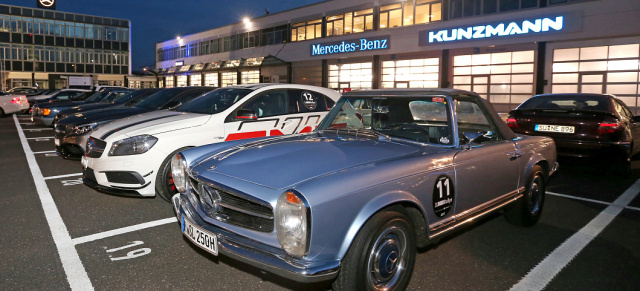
[[33, 150, 56, 154], [13, 115, 94, 291], [44, 173, 83, 180], [547, 191, 640, 212], [510, 179, 640, 291], [23, 128, 53, 131], [26, 137, 53, 140], [72, 217, 178, 245]]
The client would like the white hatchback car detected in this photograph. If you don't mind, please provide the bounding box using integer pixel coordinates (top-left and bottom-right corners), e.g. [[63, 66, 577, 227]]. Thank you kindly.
[[82, 84, 340, 200]]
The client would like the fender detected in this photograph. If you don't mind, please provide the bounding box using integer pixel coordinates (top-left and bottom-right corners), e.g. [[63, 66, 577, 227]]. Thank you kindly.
[[335, 190, 428, 260]]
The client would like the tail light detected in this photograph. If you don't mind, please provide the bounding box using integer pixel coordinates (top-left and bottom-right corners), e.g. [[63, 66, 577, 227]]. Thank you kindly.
[[506, 115, 519, 129], [11, 96, 24, 104], [598, 118, 622, 135]]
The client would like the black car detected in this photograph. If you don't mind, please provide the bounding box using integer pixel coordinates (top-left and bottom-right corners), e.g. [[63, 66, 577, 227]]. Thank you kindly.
[[507, 93, 640, 173], [53, 88, 157, 124], [54, 87, 215, 159]]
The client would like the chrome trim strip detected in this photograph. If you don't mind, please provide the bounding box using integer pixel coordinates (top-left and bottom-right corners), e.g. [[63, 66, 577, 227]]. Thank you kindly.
[[429, 187, 525, 238]]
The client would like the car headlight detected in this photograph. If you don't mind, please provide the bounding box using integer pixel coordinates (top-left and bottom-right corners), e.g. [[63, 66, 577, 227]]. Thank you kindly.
[[171, 153, 188, 193], [108, 135, 158, 156], [70, 123, 98, 135], [276, 190, 310, 259]]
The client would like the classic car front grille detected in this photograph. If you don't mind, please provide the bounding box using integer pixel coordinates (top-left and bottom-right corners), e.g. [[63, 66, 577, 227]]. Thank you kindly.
[[85, 137, 107, 158], [189, 177, 274, 233]]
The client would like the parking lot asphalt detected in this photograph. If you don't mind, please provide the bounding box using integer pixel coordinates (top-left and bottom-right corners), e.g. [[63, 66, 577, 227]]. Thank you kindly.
[[1, 113, 638, 290]]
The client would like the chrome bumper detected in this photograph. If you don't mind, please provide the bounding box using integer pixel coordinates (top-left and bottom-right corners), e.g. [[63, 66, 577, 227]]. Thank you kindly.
[[172, 194, 340, 283]]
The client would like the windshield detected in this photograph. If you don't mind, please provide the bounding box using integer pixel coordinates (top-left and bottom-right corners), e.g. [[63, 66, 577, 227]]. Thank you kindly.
[[318, 96, 453, 145], [135, 89, 183, 109], [176, 88, 252, 114], [117, 89, 161, 106], [519, 95, 612, 112], [84, 90, 110, 102]]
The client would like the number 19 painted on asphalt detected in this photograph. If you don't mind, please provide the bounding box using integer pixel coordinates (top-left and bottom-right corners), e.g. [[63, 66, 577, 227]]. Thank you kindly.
[[106, 241, 151, 261]]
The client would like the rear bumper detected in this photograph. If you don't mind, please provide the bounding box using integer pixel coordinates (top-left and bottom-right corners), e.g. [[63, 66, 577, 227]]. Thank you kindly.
[[553, 139, 630, 158]]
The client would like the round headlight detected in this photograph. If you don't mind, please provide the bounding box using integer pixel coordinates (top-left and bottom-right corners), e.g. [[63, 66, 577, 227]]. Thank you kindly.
[[276, 190, 310, 258], [171, 153, 188, 193]]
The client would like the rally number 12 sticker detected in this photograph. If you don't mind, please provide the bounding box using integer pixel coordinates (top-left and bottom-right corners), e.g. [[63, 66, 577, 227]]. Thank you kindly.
[[433, 175, 454, 217]]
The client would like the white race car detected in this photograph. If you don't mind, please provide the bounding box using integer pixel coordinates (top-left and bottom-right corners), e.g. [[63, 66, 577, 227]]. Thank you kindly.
[[81, 84, 340, 201]]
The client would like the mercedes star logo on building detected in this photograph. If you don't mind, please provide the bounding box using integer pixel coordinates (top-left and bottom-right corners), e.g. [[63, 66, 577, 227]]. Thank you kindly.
[[39, 0, 55, 7]]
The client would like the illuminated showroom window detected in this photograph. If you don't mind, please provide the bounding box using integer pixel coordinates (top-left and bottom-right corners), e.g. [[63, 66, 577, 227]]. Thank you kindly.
[[176, 75, 187, 87], [189, 74, 202, 86], [382, 58, 439, 88], [291, 18, 322, 42], [241, 70, 260, 84], [204, 73, 218, 87], [452, 50, 535, 105], [165, 76, 174, 88], [221, 72, 237, 87], [327, 8, 374, 36], [159, 80, 164, 88], [552, 44, 640, 109], [329, 62, 373, 91], [380, 0, 442, 29]]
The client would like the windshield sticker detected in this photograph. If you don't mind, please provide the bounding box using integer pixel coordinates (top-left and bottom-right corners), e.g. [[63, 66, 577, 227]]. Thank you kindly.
[[433, 175, 454, 218], [302, 91, 317, 110]]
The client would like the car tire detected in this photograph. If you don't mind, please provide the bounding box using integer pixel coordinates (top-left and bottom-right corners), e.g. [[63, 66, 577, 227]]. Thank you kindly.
[[505, 165, 546, 227], [332, 207, 416, 291], [155, 147, 191, 202]]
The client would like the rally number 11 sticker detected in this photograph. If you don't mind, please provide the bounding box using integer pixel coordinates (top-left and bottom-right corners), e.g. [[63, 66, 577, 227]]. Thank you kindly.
[[433, 175, 454, 217]]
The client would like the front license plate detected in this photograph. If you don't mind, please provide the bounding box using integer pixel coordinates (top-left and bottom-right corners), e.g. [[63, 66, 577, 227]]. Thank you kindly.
[[54, 138, 60, 146], [181, 215, 218, 256], [535, 124, 575, 134]]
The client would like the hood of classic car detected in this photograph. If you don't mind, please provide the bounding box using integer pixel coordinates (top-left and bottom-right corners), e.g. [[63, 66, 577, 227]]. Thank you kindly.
[[192, 132, 422, 190]]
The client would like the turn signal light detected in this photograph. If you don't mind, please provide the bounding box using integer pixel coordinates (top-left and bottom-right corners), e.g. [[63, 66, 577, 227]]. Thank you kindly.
[[43, 108, 51, 116]]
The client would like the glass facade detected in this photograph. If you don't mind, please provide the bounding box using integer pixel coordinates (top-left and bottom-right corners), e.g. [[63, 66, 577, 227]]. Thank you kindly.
[[453, 51, 535, 105], [241, 70, 260, 84], [552, 44, 640, 108], [189, 74, 202, 86], [382, 58, 440, 88], [204, 73, 218, 87], [327, 8, 374, 36], [328, 62, 373, 91], [221, 72, 237, 87]]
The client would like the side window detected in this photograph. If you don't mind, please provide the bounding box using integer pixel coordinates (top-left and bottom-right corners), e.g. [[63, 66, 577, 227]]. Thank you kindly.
[[288, 89, 331, 113], [455, 99, 501, 142], [241, 90, 289, 117], [615, 100, 633, 118], [56, 92, 73, 100]]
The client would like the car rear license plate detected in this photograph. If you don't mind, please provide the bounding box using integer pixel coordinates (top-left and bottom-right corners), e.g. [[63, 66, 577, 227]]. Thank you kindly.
[[181, 215, 218, 256], [535, 124, 575, 134]]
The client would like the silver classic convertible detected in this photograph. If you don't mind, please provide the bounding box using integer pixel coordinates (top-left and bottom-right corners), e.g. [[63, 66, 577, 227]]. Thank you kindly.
[[171, 89, 558, 290]]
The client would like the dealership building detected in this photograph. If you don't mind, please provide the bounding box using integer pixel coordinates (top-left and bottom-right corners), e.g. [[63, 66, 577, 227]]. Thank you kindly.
[[0, 3, 131, 90], [155, 0, 640, 112]]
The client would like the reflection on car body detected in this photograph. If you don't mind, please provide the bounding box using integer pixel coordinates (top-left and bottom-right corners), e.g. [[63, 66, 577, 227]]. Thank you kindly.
[[171, 88, 558, 290]]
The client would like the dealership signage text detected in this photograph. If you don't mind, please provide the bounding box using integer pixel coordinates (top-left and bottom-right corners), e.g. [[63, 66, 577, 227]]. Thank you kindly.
[[427, 16, 564, 43], [311, 35, 390, 56]]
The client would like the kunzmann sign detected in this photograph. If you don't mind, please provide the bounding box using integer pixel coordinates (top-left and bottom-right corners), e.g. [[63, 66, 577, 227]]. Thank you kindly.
[[311, 35, 390, 56], [419, 13, 582, 46]]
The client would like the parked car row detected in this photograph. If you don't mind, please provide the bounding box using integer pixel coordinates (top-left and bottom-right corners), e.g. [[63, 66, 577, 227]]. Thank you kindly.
[[23, 84, 640, 290]]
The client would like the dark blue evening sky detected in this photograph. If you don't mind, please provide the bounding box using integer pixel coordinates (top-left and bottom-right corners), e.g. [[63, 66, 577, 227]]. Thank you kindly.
[[2, 0, 324, 71]]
